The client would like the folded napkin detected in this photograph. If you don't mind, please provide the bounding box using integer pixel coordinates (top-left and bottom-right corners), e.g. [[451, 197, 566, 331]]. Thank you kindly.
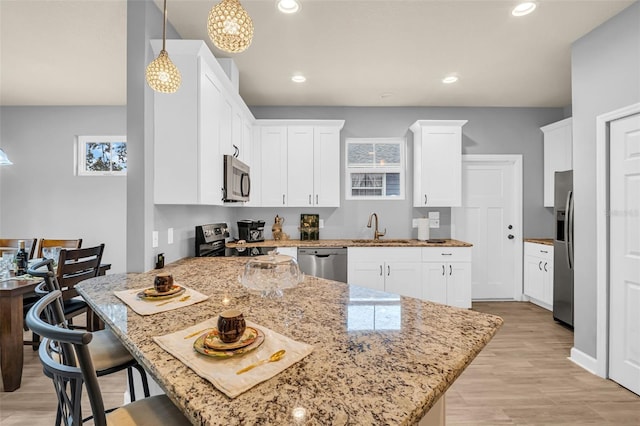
[[154, 319, 314, 398], [114, 284, 209, 316]]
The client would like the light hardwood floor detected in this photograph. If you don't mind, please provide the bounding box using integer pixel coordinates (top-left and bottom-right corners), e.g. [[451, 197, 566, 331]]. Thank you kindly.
[[1, 302, 639, 425]]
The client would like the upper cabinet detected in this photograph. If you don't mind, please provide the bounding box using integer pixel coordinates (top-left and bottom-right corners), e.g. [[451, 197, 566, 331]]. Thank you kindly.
[[410, 120, 468, 207], [152, 40, 255, 205], [255, 120, 344, 207], [541, 117, 572, 207]]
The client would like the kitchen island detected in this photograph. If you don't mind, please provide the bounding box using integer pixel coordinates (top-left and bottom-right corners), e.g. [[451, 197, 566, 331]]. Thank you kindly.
[[77, 257, 502, 425]]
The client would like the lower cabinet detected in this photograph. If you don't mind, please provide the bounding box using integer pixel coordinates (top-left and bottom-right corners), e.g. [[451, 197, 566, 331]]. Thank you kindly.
[[422, 248, 472, 309], [523, 242, 554, 310], [347, 248, 422, 297], [347, 247, 472, 308]]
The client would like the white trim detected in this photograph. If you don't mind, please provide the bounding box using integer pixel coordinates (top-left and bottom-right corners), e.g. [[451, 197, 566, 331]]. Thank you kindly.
[[452, 154, 524, 301], [570, 347, 599, 375], [595, 102, 640, 379]]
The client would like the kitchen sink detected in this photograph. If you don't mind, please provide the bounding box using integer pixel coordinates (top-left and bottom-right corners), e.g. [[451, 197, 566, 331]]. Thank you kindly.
[[351, 239, 415, 244]]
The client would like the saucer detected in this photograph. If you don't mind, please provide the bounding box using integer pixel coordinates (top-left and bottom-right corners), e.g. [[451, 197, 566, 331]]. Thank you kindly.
[[194, 328, 265, 358], [138, 285, 185, 301], [204, 327, 259, 351]]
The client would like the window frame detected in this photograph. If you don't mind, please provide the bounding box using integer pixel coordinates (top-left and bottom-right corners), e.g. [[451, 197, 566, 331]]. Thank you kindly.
[[76, 135, 127, 177], [344, 137, 406, 200]]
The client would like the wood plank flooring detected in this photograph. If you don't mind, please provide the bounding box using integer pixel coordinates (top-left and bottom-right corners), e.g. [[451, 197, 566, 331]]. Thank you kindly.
[[1, 302, 639, 425]]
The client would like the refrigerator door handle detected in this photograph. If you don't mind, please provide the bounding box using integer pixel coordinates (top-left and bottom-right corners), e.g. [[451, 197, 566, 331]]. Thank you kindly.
[[564, 190, 573, 270], [568, 190, 574, 270]]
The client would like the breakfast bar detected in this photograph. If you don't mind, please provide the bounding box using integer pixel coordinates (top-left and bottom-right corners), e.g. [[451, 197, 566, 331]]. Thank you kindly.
[[76, 257, 502, 425]]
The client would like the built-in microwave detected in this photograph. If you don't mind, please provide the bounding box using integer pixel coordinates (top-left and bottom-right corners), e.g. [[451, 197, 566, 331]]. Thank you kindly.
[[223, 154, 250, 202]]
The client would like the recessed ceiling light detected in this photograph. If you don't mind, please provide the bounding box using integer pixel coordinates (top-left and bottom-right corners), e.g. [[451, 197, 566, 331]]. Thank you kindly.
[[442, 75, 459, 84], [278, 0, 301, 14], [512, 2, 537, 17], [291, 74, 306, 83]]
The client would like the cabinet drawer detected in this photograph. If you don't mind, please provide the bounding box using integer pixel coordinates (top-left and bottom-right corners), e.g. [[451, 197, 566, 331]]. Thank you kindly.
[[422, 247, 471, 262], [524, 243, 553, 260], [348, 247, 422, 262]]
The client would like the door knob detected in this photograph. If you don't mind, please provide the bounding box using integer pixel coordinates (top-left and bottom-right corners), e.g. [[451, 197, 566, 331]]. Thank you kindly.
[[508, 234, 514, 239], [508, 225, 513, 229]]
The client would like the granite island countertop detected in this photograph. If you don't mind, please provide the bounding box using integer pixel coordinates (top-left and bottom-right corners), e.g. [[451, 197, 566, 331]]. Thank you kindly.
[[77, 257, 501, 425], [226, 238, 472, 248]]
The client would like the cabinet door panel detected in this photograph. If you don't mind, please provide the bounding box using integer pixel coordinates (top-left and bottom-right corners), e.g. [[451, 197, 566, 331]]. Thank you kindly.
[[287, 127, 314, 207], [348, 260, 385, 291], [314, 127, 340, 207], [199, 65, 224, 204], [260, 127, 287, 206], [447, 263, 472, 309], [422, 263, 448, 305], [385, 262, 422, 299], [524, 255, 544, 301]]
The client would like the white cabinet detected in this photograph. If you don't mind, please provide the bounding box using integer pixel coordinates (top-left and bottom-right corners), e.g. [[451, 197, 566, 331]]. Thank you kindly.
[[256, 121, 344, 207], [152, 40, 255, 205], [422, 247, 472, 309], [410, 120, 468, 207], [523, 242, 554, 310], [542, 117, 572, 207], [347, 248, 422, 298]]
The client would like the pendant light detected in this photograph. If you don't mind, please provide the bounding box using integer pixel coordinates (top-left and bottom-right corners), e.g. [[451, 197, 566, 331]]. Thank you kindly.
[[146, 0, 181, 93], [0, 148, 13, 165], [207, 0, 254, 53]]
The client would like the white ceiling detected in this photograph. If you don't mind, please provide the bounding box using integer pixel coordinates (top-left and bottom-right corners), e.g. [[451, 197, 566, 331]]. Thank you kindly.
[[0, 0, 634, 107]]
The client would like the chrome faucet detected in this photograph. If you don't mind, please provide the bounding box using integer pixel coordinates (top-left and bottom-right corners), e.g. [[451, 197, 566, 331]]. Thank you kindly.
[[367, 212, 386, 240]]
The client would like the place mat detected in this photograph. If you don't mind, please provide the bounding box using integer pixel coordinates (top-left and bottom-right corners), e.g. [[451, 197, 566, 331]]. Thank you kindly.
[[154, 319, 314, 398], [114, 284, 208, 316]]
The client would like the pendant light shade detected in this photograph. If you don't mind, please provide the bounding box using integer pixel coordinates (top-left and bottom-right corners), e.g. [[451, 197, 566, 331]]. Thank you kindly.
[[208, 0, 254, 53], [146, 0, 181, 93], [0, 148, 13, 165]]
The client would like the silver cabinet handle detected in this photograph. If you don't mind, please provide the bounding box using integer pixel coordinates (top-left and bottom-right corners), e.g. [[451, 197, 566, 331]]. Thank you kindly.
[[283, 194, 285, 205], [441, 253, 452, 256], [540, 250, 548, 254], [379, 265, 383, 276], [538, 261, 542, 271], [424, 194, 428, 205], [309, 194, 312, 205], [387, 265, 390, 276], [543, 262, 548, 272], [449, 265, 452, 276], [316, 194, 318, 204], [442, 265, 445, 276]]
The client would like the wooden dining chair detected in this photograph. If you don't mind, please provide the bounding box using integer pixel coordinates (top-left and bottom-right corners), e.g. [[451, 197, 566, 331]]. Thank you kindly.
[[55, 244, 104, 330], [28, 260, 151, 403], [0, 238, 37, 259], [26, 289, 190, 426], [36, 238, 82, 258]]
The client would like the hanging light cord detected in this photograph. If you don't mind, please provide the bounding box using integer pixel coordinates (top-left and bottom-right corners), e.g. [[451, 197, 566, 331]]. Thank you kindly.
[[162, 0, 168, 51]]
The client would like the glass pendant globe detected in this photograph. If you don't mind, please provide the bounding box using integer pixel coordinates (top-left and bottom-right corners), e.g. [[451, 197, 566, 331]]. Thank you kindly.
[[208, 0, 254, 53], [146, 50, 182, 94]]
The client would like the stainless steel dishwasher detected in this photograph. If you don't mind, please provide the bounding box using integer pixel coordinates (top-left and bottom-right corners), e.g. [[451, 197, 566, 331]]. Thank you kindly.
[[297, 247, 348, 282]]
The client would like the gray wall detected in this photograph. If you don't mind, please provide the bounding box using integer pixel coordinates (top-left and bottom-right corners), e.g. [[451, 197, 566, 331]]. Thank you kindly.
[[571, 1, 640, 358], [0, 106, 128, 272], [247, 106, 565, 241]]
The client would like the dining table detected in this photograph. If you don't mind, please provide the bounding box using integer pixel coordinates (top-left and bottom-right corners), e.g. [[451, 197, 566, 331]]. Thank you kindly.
[[76, 256, 503, 425]]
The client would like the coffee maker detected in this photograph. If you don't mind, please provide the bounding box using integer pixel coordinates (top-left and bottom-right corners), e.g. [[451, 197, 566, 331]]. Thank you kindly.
[[237, 220, 265, 242]]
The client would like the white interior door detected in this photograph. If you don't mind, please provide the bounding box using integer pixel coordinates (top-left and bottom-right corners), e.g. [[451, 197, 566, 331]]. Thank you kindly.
[[609, 112, 640, 395], [452, 156, 522, 300]]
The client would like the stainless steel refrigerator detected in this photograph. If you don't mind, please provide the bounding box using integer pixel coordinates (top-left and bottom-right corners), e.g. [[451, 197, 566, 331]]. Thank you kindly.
[[553, 170, 574, 327]]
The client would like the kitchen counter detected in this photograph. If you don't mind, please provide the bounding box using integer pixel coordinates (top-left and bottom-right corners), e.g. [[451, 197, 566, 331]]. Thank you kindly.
[[77, 257, 501, 425], [226, 238, 473, 248], [524, 238, 554, 246]]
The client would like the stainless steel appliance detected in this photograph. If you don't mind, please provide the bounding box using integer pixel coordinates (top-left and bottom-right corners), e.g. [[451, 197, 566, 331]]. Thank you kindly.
[[297, 247, 348, 283], [237, 220, 265, 242], [195, 223, 229, 257], [223, 154, 250, 202], [553, 170, 574, 327]]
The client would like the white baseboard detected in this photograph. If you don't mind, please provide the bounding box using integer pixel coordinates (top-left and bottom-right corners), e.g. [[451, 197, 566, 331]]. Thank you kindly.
[[570, 347, 600, 376]]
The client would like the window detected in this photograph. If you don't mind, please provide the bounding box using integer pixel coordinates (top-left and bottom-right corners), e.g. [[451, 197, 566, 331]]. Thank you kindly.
[[76, 136, 127, 176], [345, 137, 405, 200]]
